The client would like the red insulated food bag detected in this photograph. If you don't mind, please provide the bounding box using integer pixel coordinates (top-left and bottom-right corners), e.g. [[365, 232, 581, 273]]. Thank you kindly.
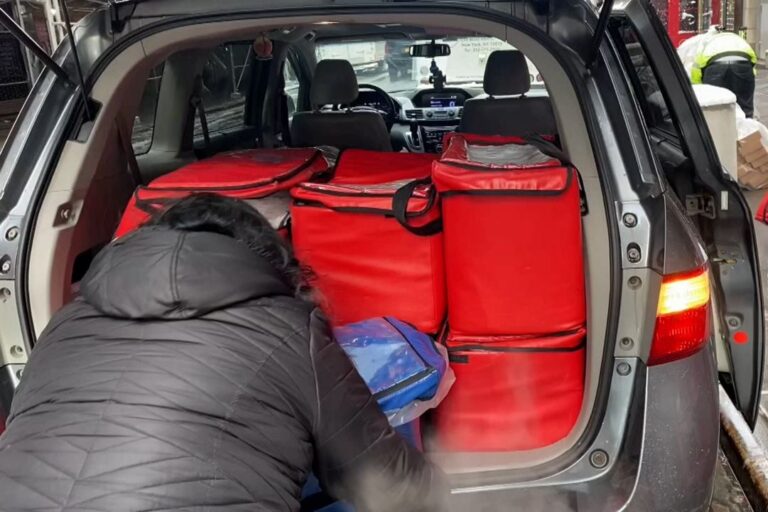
[[290, 180, 445, 333], [755, 190, 768, 225], [433, 329, 586, 452], [115, 148, 329, 238], [332, 150, 437, 185], [432, 132, 586, 336]]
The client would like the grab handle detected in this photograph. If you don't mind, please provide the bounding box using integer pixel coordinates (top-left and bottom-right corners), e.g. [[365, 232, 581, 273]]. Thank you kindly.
[[393, 178, 443, 236]]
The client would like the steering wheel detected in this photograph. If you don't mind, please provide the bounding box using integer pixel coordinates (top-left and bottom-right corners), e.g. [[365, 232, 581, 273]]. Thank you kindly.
[[353, 83, 400, 129]]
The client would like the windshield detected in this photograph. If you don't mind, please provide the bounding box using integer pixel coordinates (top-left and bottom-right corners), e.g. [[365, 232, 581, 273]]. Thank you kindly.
[[315, 36, 543, 94]]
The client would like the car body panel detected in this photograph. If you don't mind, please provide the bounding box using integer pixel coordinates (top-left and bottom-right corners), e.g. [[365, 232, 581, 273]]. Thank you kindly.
[[614, 0, 764, 426], [445, 348, 717, 511], [625, 347, 719, 512]]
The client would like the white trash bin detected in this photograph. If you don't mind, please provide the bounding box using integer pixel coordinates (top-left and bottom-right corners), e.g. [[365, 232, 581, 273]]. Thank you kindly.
[[693, 84, 739, 180]]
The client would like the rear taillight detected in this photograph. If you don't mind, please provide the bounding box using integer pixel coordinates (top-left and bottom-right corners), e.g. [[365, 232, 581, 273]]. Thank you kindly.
[[648, 267, 710, 366]]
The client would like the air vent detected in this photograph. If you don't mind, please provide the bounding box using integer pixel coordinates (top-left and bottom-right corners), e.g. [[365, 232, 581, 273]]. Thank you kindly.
[[458, 107, 464, 117], [405, 109, 424, 120]]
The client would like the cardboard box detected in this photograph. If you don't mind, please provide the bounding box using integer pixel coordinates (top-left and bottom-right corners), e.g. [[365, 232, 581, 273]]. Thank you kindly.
[[738, 131, 764, 154], [742, 144, 768, 162], [736, 152, 768, 189], [750, 151, 768, 169], [741, 172, 768, 189], [739, 167, 768, 189]]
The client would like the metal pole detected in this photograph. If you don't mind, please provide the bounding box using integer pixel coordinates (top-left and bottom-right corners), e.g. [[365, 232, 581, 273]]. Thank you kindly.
[[59, 0, 92, 120], [41, 0, 59, 50], [228, 45, 240, 98], [0, 6, 72, 86], [51, 0, 66, 47], [235, 50, 251, 92], [11, 0, 38, 83]]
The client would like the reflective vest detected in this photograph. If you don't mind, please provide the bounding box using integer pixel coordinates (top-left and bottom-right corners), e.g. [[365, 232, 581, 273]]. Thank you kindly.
[[691, 32, 757, 84]]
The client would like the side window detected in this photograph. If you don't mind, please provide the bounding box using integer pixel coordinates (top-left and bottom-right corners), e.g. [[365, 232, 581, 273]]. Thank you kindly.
[[612, 18, 694, 199], [284, 59, 301, 117], [131, 63, 165, 155], [193, 43, 255, 148], [680, 0, 714, 33], [612, 20, 679, 137]]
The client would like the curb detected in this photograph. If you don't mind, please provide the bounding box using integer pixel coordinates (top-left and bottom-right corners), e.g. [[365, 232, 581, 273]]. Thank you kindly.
[[719, 385, 768, 509]]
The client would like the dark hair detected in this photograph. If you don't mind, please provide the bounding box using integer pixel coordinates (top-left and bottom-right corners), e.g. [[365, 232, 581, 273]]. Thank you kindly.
[[145, 193, 308, 296]]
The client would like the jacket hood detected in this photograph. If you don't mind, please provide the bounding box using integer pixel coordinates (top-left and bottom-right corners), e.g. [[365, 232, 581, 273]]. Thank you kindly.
[[81, 227, 292, 319]]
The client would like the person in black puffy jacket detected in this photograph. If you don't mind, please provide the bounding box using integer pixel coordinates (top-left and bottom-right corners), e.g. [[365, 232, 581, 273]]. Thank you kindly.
[[0, 194, 447, 511]]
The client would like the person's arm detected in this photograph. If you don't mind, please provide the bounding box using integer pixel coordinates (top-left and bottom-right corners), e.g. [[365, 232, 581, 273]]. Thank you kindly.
[[306, 309, 448, 512]]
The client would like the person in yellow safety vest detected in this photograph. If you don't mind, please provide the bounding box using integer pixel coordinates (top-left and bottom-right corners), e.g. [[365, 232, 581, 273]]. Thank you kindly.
[[691, 27, 758, 117]]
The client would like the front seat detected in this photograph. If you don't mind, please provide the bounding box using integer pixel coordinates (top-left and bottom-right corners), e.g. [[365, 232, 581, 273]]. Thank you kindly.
[[291, 59, 393, 151], [459, 50, 557, 137]]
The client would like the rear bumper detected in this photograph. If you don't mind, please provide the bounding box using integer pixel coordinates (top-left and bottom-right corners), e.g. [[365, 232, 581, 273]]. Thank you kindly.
[[622, 346, 719, 511], [446, 347, 719, 511]]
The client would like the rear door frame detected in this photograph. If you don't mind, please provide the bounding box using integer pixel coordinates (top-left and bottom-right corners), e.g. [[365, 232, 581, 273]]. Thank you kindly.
[[616, 0, 764, 426]]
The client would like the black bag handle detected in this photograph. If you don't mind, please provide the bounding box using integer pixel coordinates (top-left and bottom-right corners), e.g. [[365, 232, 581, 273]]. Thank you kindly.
[[523, 134, 589, 215], [393, 178, 442, 236], [133, 192, 175, 215], [522, 134, 571, 166]]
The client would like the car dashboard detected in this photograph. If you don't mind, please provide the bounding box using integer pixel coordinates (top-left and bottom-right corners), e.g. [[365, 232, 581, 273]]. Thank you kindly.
[[350, 85, 547, 153], [392, 88, 475, 153]]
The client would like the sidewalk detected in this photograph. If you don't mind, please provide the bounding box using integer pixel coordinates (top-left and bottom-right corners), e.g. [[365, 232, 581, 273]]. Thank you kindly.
[[756, 72, 768, 122], [0, 115, 14, 147]]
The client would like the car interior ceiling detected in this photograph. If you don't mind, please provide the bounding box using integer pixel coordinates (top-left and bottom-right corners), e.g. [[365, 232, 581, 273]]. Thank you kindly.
[[26, 15, 612, 471]]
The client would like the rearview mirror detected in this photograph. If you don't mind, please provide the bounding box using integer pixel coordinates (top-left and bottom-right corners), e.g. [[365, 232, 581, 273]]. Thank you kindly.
[[409, 42, 451, 58]]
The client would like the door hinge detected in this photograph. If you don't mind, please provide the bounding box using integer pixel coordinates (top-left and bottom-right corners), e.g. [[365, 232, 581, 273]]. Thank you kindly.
[[685, 194, 716, 219]]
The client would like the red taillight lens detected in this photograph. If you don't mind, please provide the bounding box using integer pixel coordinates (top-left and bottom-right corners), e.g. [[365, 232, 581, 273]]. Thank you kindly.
[[648, 268, 711, 366]]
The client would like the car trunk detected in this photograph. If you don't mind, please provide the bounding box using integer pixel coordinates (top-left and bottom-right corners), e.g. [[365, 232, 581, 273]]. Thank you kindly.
[[37, 139, 596, 473], [16, 2, 615, 482]]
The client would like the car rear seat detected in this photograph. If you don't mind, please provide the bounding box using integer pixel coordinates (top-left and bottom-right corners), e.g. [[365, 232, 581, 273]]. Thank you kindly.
[[291, 60, 393, 151], [459, 50, 557, 137]]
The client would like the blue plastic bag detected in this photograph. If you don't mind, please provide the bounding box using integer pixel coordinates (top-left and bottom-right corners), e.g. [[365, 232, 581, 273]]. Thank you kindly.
[[333, 317, 447, 416]]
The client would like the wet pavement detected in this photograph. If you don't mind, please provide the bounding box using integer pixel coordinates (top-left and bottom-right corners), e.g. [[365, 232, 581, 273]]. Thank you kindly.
[[755, 70, 768, 123], [712, 450, 753, 511]]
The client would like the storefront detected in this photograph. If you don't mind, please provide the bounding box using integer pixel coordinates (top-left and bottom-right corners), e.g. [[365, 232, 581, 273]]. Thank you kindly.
[[652, 0, 732, 47]]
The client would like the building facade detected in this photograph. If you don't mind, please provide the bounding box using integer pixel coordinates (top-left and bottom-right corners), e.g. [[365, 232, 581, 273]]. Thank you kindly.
[[0, 0, 93, 116], [651, 0, 728, 46]]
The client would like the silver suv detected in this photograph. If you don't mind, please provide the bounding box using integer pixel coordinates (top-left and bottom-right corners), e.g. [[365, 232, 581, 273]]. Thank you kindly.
[[0, 1, 762, 510]]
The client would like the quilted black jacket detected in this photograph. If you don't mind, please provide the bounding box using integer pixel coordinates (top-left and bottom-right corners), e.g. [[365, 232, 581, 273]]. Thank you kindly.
[[0, 228, 445, 511]]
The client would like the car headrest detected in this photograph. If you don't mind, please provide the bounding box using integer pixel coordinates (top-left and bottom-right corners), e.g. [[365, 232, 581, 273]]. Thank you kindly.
[[311, 59, 359, 106], [484, 50, 531, 96]]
